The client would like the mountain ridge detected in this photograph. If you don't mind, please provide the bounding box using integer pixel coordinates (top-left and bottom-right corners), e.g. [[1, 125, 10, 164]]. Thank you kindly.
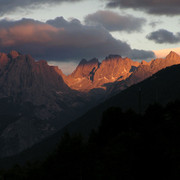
[[0, 51, 96, 158], [64, 51, 180, 94], [2, 62, 180, 168], [0, 50, 180, 158]]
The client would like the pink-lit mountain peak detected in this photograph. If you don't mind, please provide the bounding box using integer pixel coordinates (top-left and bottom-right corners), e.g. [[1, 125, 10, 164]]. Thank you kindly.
[[8, 50, 21, 59], [70, 58, 100, 79], [0, 52, 9, 66], [165, 51, 180, 60]]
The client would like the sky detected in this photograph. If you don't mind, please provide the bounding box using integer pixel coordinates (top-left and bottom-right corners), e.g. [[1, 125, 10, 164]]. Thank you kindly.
[[0, 0, 180, 74]]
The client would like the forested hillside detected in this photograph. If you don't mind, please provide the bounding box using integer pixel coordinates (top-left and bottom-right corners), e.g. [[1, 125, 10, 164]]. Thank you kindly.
[[2, 101, 180, 179]]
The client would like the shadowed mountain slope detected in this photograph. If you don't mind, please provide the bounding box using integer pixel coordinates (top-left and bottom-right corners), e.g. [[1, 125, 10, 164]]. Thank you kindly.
[[0, 51, 94, 158], [0, 51, 180, 159], [2, 63, 180, 168]]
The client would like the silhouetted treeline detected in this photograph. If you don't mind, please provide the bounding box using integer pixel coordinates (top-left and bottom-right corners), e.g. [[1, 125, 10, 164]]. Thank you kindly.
[[2, 101, 180, 179]]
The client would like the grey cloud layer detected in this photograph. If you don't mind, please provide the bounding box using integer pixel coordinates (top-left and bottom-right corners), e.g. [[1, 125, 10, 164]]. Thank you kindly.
[[106, 0, 180, 15], [85, 10, 146, 32], [0, 17, 154, 61], [0, 0, 81, 15], [147, 29, 180, 44]]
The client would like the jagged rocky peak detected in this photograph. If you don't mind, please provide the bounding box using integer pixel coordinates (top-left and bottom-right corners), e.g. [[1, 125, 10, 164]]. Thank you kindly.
[[165, 51, 180, 60], [0, 52, 9, 65], [0, 51, 70, 98], [8, 50, 21, 59], [141, 60, 149, 65], [88, 58, 99, 65], [70, 58, 100, 78], [101, 54, 139, 67], [103, 55, 139, 67], [79, 58, 99, 66], [0, 52, 7, 58], [79, 58, 88, 65], [93, 55, 140, 84], [150, 51, 180, 70]]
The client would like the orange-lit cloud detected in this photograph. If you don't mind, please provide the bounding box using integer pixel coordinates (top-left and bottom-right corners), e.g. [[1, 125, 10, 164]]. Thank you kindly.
[[0, 21, 59, 46]]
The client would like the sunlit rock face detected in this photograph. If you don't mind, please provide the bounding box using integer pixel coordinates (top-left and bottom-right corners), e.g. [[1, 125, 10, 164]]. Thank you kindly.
[[64, 51, 180, 95], [0, 52, 10, 68], [150, 51, 180, 72], [65, 58, 100, 91], [128, 51, 180, 85], [71, 58, 100, 79], [65, 55, 140, 91], [93, 56, 139, 88], [109, 51, 180, 95]]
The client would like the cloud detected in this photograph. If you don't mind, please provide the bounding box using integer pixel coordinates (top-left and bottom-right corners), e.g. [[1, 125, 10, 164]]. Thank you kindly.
[[128, 49, 155, 60], [106, 0, 180, 15], [149, 20, 163, 28], [146, 29, 180, 44], [0, 0, 82, 15], [84, 10, 146, 32], [0, 17, 155, 61]]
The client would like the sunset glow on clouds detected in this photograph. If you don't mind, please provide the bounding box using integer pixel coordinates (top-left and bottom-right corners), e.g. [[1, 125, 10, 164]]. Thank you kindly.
[[0, 17, 154, 61], [0, 0, 180, 73], [0, 19, 59, 46]]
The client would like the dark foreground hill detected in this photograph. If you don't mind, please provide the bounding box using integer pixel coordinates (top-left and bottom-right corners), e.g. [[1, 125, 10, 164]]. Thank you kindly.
[[2, 101, 180, 179], [1, 63, 180, 168]]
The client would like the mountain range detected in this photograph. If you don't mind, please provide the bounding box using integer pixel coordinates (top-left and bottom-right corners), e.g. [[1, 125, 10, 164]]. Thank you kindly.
[[0, 50, 180, 158]]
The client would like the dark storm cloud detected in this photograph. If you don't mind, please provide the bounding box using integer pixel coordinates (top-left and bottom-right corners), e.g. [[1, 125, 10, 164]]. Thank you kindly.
[[84, 10, 146, 33], [0, 0, 81, 15], [46, 17, 82, 28], [146, 29, 180, 44], [0, 17, 155, 61], [129, 49, 155, 60], [106, 0, 180, 15]]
